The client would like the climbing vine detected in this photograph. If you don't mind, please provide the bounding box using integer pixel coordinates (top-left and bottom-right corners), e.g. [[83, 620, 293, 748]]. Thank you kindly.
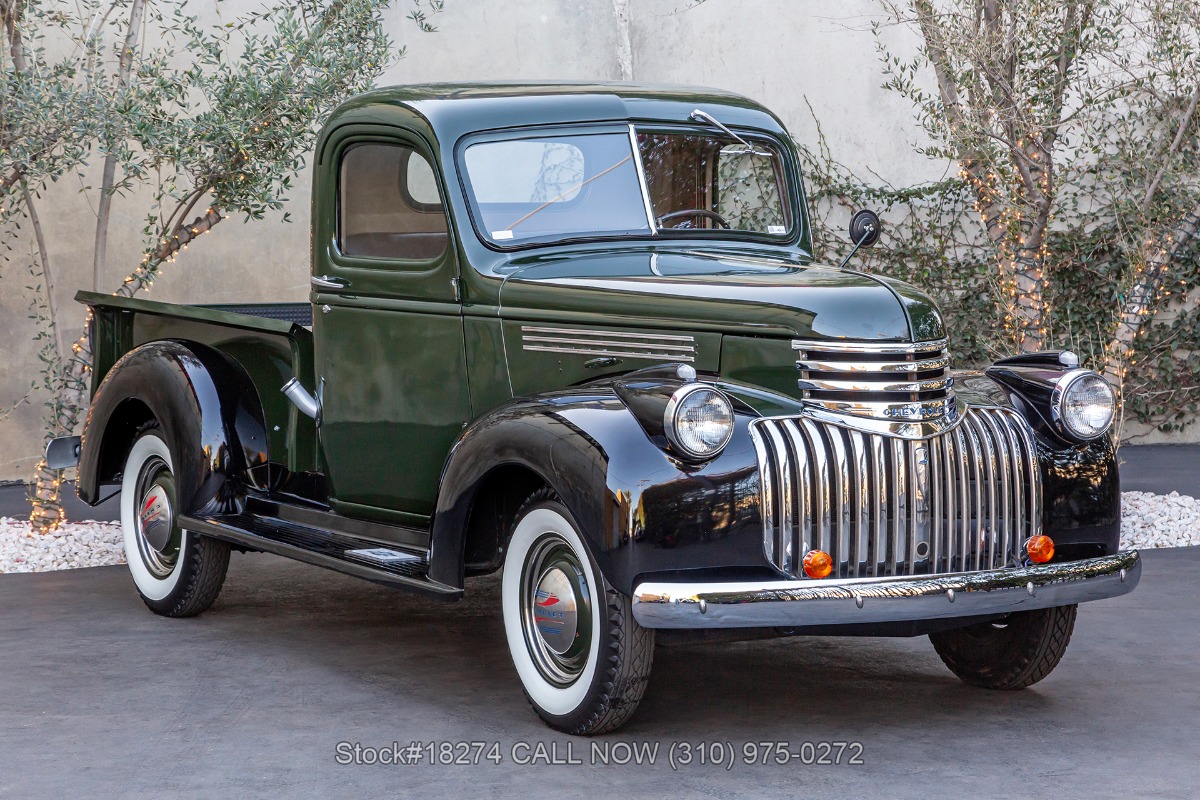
[[796, 0, 1200, 442], [797, 112, 1200, 441]]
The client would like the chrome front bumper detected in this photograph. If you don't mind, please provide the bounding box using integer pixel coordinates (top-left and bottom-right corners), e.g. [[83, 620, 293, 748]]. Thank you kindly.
[[631, 550, 1141, 629]]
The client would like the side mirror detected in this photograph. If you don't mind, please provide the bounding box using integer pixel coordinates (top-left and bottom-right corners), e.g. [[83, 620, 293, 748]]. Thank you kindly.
[[848, 209, 881, 248], [836, 209, 882, 271]]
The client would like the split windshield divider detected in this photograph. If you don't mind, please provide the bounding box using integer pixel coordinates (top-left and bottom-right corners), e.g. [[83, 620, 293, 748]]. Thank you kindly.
[[627, 124, 660, 234]]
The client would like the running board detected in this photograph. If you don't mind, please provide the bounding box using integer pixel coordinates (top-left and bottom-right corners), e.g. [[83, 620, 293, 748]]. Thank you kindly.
[[179, 512, 461, 600]]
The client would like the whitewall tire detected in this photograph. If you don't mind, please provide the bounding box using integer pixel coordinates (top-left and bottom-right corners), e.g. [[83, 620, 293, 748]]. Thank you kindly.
[[120, 427, 230, 617], [501, 491, 654, 735]]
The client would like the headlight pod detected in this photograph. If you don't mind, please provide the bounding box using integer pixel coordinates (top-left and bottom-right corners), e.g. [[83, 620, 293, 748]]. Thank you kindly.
[[663, 384, 734, 459], [1052, 370, 1116, 441]]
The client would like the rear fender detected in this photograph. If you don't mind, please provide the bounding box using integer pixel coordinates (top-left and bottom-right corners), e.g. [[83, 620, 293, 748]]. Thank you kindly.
[[77, 340, 269, 512]]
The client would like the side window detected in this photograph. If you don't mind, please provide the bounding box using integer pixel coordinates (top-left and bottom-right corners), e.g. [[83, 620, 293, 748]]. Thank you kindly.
[[338, 143, 448, 262]]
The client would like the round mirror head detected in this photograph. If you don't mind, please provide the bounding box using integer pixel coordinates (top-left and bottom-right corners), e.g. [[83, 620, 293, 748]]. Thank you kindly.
[[848, 209, 881, 247]]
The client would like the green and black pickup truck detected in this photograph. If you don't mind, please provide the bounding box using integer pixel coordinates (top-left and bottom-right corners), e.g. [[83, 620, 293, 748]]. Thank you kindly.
[[50, 82, 1139, 735]]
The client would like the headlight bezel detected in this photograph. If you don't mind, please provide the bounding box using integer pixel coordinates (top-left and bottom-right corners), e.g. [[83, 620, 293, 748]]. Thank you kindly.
[[663, 383, 735, 460], [1050, 369, 1116, 442]]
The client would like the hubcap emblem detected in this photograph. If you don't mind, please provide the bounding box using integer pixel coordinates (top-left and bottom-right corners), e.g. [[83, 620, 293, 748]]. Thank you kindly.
[[533, 568, 578, 656], [139, 486, 172, 551]]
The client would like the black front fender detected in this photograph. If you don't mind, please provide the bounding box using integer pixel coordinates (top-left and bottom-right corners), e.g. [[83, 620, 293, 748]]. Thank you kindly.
[[956, 372, 1120, 555], [78, 340, 269, 513], [429, 374, 1121, 595], [429, 387, 765, 594]]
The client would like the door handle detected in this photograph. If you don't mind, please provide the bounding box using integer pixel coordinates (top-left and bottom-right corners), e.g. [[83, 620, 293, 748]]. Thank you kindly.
[[311, 275, 349, 290]]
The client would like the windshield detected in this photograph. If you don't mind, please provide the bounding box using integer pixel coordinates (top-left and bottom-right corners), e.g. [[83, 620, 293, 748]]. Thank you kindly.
[[461, 126, 792, 246], [463, 132, 652, 244]]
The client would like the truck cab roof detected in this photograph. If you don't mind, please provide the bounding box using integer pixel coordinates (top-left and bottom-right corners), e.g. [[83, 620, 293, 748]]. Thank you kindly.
[[317, 81, 792, 157]]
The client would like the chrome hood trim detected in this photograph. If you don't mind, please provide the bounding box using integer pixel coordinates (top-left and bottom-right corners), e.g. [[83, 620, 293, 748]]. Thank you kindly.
[[792, 337, 958, 430], [769, 398, 969, 440]]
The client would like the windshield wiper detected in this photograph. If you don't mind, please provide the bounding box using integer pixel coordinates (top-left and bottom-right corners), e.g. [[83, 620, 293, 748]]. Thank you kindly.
[[689, 109, 774, 157]]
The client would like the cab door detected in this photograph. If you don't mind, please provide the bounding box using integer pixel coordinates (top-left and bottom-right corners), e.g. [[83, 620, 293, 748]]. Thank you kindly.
[[311, 126, 469, 526]]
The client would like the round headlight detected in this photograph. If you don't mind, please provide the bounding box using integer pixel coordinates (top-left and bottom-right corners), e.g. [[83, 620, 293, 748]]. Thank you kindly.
[[664, 385, 734, 459], [1053, 370, 1116, 441]]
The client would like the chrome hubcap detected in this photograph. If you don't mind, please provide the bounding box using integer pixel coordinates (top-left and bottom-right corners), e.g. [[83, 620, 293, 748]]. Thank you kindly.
[[134, 456, 182, 579], [533, 567, 579, 655], [521, 534, 592, 686]]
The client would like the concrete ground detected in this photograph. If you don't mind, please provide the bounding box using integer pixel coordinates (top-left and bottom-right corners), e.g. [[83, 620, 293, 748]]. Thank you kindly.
[[0, 547, 1196, 799], [1, 446, 1197, 798], [1117, 444, 1200, 497]]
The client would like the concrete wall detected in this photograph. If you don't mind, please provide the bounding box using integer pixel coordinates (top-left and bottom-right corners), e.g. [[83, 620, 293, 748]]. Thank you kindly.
[[0, 0, 1182, 482]]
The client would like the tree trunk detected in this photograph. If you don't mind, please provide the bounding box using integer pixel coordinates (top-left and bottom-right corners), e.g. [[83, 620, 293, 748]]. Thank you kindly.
[[959, 164, 1049, 353], [1103, 205, 1200, 391], [22, 183, 64, 359], [92, 0, 146, 291]]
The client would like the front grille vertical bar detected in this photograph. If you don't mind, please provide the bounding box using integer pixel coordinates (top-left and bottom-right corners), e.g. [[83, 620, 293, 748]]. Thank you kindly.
[[963, 419, 987, 572], [891, 437, 906, 575], [903, 439, 915, 575], [983, 415, 1001, 569], [1000, 412, 1026, 565], [929, 434, 942, 574], [782, 420, 812, 564], [762, 422, 793, 574], [981, 411, 1013, 569], [954, 426, 971, 573], [848, 430, 870, 577], [750, 424, 777, 568], [800, 420, 832, 569], [908, 439, 931, 575], [884, 437, 896, 574], [870, 435, 887, 577], [969, 414, 999, 570], [827, 427, 852, 577], [942, 431, 956, 573]]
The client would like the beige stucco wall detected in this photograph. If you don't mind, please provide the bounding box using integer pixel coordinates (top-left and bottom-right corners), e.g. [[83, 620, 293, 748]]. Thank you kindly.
[[0, 0, 1187, 482]]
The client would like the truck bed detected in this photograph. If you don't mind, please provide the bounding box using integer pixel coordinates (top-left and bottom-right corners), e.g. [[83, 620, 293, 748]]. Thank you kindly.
[[76, 290, 319, 475]]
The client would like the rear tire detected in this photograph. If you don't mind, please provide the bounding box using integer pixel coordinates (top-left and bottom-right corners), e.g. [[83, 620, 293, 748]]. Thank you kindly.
[[120, 428, 230, 617], [501, 491, 654, 735], [929, 604, 1078, 689]]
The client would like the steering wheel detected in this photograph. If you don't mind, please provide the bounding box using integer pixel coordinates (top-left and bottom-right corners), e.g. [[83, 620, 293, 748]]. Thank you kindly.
[[656, 209, 732, 230]]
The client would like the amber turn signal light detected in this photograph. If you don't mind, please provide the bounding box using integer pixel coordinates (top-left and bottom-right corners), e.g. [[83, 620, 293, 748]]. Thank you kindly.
[[1026, 535, 1055, 564], [803, 549, 833, 579]]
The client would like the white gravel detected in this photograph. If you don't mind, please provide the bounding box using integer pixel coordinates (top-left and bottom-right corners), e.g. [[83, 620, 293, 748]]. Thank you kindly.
[[1120, 491, 1200, 549], [0, 517, 125, 574], [0, 491, 1197, 574]]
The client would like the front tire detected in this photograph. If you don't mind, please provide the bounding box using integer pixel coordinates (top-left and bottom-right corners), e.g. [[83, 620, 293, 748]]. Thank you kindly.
[[929, 604, 1078, 689], [120, 428, 230, 617], [501, 492, 654, 735]]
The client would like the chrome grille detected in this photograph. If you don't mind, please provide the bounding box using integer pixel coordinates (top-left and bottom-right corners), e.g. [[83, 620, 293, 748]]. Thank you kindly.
[[793, 338, 953, 422], [749, 408, 1042, 579]]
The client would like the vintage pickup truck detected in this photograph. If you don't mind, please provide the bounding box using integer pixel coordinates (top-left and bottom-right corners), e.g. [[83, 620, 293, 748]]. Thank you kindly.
[[50, 82, 1140, 735]]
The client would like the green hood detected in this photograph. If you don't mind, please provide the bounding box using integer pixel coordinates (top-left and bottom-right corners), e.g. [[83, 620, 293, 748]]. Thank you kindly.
[[498, 248, 945, 342]]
